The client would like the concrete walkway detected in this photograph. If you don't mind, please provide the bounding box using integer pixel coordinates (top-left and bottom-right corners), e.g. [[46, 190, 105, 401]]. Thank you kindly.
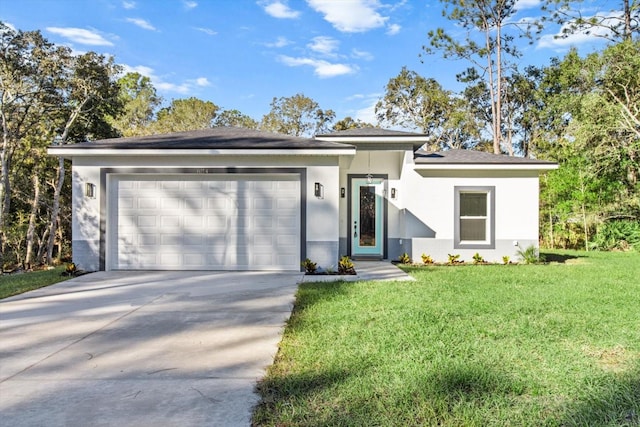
[[0, 262, 411, 426], [299, 260, 414, 283]]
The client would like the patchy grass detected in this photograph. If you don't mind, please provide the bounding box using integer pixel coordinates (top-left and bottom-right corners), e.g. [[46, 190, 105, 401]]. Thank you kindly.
[[254, 250, 640, 426], [0, 267, 69, 299]]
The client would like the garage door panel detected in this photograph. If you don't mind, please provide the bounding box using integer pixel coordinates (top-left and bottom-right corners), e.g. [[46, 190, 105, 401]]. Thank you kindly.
[[137, 216, 157, 227], [110, 174, 300, 270], [183, 215, 204, 228], [254, 198, 274, 209], [119, 197, 134, 209], [277, 215, 297, 228], [160, 198, 181, 209], [183, 233, 204, 245], [137, 198, 158, 209]]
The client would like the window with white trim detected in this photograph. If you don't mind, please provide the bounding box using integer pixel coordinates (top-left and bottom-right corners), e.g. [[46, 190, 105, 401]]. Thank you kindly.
[[454, 186, 495, 249]]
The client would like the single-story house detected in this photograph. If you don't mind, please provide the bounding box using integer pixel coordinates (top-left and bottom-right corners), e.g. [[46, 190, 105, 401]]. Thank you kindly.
[[48, 127, 557, 271]]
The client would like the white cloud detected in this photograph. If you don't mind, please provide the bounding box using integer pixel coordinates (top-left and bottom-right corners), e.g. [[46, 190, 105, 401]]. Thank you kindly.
[[122, 1, 136, 9], [351, 48, 374, 60], [122, 64, 206, 95], [192, 77, 211, 86], [122, 64, 155, 77], [155, 81, 190, 94], [125, 18, 156, 31], [278, 55, 357, 78], [514, 0, 542, 10], [195, 27, 217, 36], [386, 23, 401, 35], [183, 0, 198, 9], [306, 0, 388, 32], [308, 36, 339, 56], [265, 36, 292, 48], [46, 27, 114, 46], [537, 11, 619, 49], [346, 93, 365, 101], [260, 1, 301, 19], [350, 93, 381, 124]]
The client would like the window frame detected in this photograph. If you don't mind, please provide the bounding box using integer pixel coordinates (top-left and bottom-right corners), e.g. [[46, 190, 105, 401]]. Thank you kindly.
[[454, 186, 495, 249]]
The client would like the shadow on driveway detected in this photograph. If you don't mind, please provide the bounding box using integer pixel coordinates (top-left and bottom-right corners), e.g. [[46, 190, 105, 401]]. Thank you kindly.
[[0, 270, 300, 427]]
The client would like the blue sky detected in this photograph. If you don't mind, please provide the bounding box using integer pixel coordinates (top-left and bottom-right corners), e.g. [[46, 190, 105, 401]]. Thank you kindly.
[[1, 0, 612, 128]]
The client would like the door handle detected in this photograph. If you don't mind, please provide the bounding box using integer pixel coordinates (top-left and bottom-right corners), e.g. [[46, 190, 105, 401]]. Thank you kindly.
[[353, 221, 358, 238]]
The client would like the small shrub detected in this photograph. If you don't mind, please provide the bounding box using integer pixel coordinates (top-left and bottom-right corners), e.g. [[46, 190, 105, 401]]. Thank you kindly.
[[472, 253, 485, 264], [502, 255, 510, 265], [590, 220, 640, 251], [447, 253, 462, 265], [338, 256, 355, 274], [517, 245, 545, 264], [62, 263, 77, 277], [398, 253, 412, 264], [421, 253, 434, 264], [301, 258, 317, 274]]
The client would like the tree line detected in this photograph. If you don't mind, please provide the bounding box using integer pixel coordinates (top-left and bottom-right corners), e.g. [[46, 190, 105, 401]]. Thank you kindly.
[[1, 0, 638, 269]]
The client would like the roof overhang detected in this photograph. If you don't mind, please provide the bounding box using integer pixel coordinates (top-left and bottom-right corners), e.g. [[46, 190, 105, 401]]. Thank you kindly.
[[414, 163, 559, 171], [315, 135, 428, 151], [48, 147, 357, 158]]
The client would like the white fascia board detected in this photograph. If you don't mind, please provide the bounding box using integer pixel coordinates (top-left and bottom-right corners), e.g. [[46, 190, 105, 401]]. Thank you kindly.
[[316, 136, 429, 143], [414, 163, 558, 171], [48, 148, 357, 157]]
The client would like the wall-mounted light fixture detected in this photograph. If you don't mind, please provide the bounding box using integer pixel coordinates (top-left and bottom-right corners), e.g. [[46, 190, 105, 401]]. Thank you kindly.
[[340, 187, 345, 198], [314, 182, 324, 199], [85, 183, 96, 198], [391, 188, 397, 199]]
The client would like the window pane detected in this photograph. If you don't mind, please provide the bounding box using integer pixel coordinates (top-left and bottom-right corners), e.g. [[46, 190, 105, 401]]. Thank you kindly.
[[460, 218, 486, 241], [460, 193, 487, 216]]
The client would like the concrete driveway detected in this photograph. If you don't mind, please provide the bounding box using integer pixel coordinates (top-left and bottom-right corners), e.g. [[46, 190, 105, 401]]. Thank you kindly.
[[0, 270, 301, 426]]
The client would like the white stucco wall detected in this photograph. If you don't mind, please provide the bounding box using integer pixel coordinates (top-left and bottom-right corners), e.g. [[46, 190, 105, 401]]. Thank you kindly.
[[338, 148, 543, 263], [69, 154, 341, 271], [400, 168, 541, 263]]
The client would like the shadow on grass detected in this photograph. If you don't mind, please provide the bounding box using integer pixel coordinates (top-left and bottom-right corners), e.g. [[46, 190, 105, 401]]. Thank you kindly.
[[541, 252, 584, 263], [253, 359, 529, 426], [559, 363, 640, 426], [427, 363, 527, 400]]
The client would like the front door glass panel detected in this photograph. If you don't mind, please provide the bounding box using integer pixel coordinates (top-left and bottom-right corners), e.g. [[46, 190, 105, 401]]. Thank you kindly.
[[351, 178, 384, 257], [359, 186, 376, 247]]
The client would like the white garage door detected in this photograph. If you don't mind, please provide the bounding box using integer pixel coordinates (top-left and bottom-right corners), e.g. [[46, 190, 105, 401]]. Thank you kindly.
[[109, 174, 300, 270]]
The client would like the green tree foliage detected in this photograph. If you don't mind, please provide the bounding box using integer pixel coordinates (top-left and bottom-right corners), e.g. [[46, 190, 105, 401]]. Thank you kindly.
[[332, 116, 374, 131], [152, 97, 219, 133], [376, 67, 482, 150], [537, 40, 640, 249], [0, 22, 121, 268], [109, 72, 161, 136], [1, 22, 66, 258], [424, 0, 541, 155], [45, 51, 121, 264], [213, 108, 259, 129], [260, 93, 335, 137], [544, 0, 639, 42]]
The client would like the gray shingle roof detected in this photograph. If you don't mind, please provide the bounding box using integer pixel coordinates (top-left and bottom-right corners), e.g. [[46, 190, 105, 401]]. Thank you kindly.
[[53, 127, 353, 150], [414, 149, 557, 165], [316, 127, 426, 138]]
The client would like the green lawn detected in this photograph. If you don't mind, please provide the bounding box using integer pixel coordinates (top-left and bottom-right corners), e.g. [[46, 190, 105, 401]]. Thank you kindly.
[[0, 266, 69, 299], [254, 251, 640, 426]]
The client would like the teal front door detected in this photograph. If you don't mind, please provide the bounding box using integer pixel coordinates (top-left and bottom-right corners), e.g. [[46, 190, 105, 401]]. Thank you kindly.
[[351, 178, 384, 258]]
